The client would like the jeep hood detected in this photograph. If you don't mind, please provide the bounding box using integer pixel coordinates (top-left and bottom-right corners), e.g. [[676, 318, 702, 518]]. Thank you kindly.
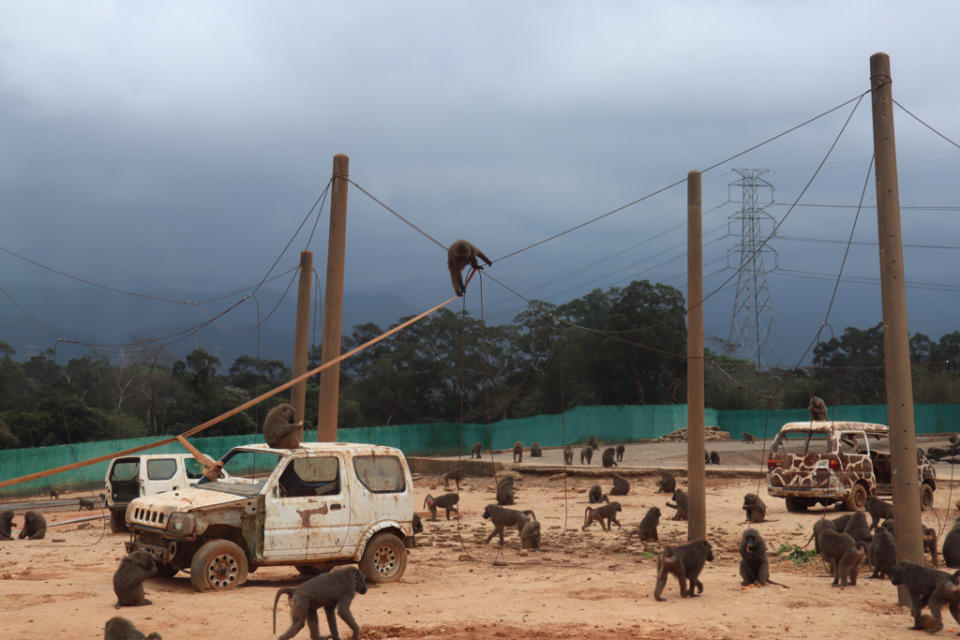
[[131, 486, 246, 513]]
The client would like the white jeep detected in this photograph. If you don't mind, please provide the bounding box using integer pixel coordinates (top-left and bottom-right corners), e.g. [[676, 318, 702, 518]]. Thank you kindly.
[[123, 442, 415, 591]]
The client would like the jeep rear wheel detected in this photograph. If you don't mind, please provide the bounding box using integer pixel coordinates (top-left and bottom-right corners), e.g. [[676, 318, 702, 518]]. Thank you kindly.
[[190, 540, 248, 591], [921, 483, 935, 511], [360, 532, 407, 584], [785, 496, 809, 512], [109, 511, 127, 534], [843, 484, 868, 512]]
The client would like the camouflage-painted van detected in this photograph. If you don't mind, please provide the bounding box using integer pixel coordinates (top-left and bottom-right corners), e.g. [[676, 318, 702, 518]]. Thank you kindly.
[[766, 421, 936, 512]]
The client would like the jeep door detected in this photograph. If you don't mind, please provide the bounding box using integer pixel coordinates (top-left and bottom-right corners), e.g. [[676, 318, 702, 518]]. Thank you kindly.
[[262, 454, 351, 560], [143, 457, 187, 495], [837, 430, 875, 493]]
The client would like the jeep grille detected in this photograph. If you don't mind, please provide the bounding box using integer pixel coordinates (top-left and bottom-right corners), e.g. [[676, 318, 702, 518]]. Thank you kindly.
[[130, 507, 167, 527]]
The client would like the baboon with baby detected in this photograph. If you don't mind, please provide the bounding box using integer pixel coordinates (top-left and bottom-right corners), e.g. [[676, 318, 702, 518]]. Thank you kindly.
[[263, 403, 303, 449], [113, 550, 157, 607], [654, 539, 713, 601], [272, 566, 367, 640]]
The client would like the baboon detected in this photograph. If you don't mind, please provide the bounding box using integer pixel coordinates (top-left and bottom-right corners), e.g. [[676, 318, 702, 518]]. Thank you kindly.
[[804, 517, 836, 554], [709, 451, 720, 465], [817, 528, 864, 587], [925, 525, 939, 567], [580, 446, 593, 465], [18, 511, 46, 540], [831, 513, 854, 532], [865, 495, 894, 530], [49, 489, 60, 500], [944, 519, 960, 568], [423, 493, 459, 521], [653, 539, 713, 601], [615, 443, 625, 462], [411, 514, 423, 547], [263, 403, 303, 449], [520, 517, 541, 550], [890, 560, 954, 631], [666, 489, 688, 521], [610, 474, 630, 496], [471, 442, 482, 459], [495, 477, 515, 506], [272, 566, 367, 640], [742, 493, 766, 523], [530, 442, 542, 457], [601, 447, 617, 468], [928, 569, 960, 634], [582, 502, 622, 531], [441, 468, 464, 490], [113, 550, 157, 607], [447, 239, 491, 297], [627, 507, 661, 543], [0, 511, 13, 540], [868, 525, 896, 579], [588, 485, 608, 504], [739, 528, 774, 587], [742, 432, 755, 444], [656, 471, 676, 494], [79, 497, 96, 511], [809, 395, 828, 421], [104, 616, 162, 640], [587, 435, 599, 450], [512, 441, 523, 463], [563, 446, 573, 465], [842, 511, 872, 546], [482, 504, 529, 545], [704, 451, 710, 464]]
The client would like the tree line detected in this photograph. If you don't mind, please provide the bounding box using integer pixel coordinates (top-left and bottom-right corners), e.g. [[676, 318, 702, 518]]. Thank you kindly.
[[2, 278, 959, 449]]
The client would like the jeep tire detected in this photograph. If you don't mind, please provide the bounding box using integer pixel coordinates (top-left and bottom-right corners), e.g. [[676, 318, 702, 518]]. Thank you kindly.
[[109, 510, 127, 534], [843, 483, 868, 512], [360, 532, 407, 584], [785, 496, 809, 513], [190, 539, 248, 591]]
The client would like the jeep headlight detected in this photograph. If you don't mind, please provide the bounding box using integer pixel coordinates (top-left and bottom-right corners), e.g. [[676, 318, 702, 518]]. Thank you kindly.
[[166, 512, 196, 536]]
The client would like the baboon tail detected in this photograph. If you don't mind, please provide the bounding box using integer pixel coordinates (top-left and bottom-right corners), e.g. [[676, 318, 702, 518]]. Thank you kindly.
[[273, 588, 295, 633], [766, 579, 790, 588]]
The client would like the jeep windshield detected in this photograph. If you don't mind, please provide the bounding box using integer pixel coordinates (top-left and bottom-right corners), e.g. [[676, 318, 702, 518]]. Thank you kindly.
[[194, 448, 282, 496]]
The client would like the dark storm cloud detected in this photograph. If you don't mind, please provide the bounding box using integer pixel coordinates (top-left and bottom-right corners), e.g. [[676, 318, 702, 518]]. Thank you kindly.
[[2, 1, 960, 365]]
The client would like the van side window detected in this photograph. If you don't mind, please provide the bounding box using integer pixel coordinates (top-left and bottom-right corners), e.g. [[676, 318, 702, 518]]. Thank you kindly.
[[353, 456, 405, 493], [110, 460, 139, 481], [147, 458, 178, 481], [184, 459, 204, 479], [840, 432, 869, 455]]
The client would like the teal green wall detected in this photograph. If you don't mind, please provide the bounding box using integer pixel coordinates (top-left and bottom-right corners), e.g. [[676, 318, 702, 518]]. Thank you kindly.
[[4, 403, 960, 496]]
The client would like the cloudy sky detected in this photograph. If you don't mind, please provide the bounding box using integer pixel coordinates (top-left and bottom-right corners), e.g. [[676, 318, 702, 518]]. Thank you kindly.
[[3, 1, 960, 368]]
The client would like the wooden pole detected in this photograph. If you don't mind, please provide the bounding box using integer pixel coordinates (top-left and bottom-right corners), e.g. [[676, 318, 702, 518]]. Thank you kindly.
[[317, 154, 349, 441], [686, 170, 706, 541], [290, 250, 313, 436], [870, 52, 924, 599]]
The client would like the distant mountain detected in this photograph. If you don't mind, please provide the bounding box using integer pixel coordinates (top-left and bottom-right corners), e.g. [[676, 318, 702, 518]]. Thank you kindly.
[[0, 282, 419, 367]]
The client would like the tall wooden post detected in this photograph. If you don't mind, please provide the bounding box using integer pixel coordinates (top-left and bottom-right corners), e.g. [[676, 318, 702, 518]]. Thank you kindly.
[[317, 154, 349, 442], [290, 250, 313, 436], [686, 170, 706, 541], [870, 53, 924, 597]]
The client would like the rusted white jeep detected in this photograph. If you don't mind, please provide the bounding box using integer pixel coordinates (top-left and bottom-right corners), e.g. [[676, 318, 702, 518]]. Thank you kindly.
[[766, 420, 936, 512], [124, 442, 415, 591]]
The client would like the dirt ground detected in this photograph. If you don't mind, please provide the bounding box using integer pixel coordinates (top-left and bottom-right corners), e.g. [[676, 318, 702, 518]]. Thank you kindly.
[[3, 460, 960, 639]]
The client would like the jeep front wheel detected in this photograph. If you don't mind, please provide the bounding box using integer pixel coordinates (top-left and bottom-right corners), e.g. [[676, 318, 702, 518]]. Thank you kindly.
[[360, 532, 407, 584], [190, 540, 248, 591], [785, 496, 809, 513], [109, 511, 127, 534], [843, 484, 868, 512]]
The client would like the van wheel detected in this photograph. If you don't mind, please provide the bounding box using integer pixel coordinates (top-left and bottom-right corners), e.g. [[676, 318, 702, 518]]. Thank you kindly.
[[785, 497, 808, 512], [190, 540, 248, 591], [360, 532, 407, 583], [109, 511, 127, 534], [156, 563, 179, 578], [921, 484, 935, 511], [843, 484, 868, 511]]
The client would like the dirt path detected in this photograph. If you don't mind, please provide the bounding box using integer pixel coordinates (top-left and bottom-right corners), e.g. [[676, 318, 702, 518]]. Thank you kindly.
[[1, 474, 954, 639]]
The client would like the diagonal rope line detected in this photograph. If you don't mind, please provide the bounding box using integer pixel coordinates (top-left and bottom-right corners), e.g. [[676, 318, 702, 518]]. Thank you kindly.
[[347, 179, 447, 250], [893, 99, 960, 149]]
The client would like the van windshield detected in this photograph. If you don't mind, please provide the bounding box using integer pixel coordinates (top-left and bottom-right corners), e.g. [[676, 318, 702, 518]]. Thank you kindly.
[[771, 431, 830, 455]]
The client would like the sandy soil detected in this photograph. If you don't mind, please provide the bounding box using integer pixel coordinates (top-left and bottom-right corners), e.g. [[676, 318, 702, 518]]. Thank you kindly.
[[2, 466, 959, 639]]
